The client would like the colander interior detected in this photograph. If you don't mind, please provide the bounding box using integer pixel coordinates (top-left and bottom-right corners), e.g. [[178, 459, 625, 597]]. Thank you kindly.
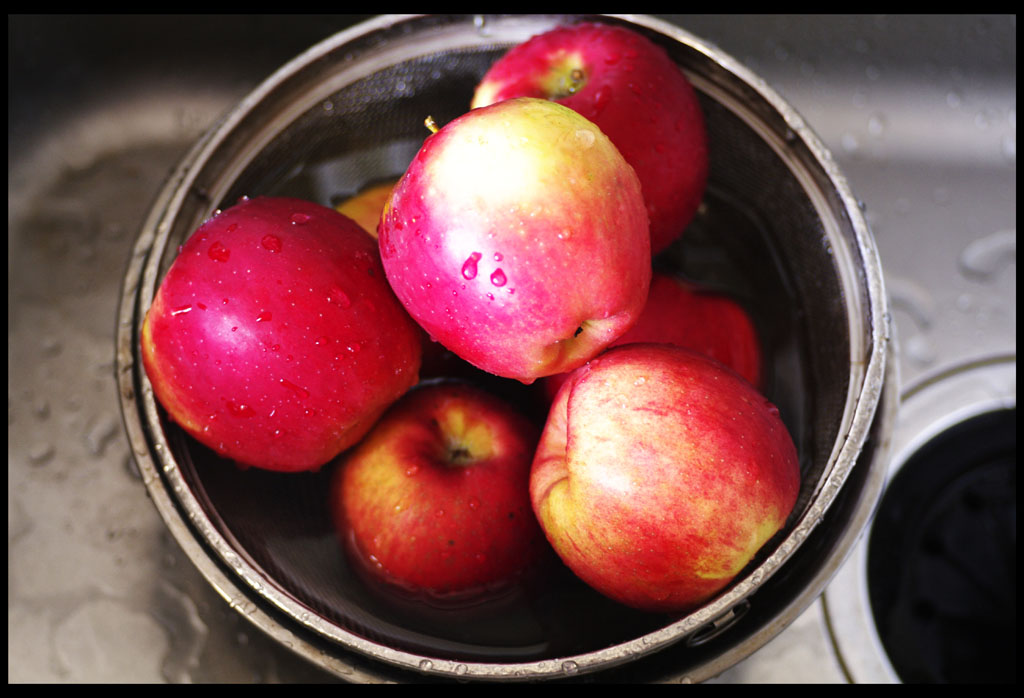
[[140, 14, 863, 673]]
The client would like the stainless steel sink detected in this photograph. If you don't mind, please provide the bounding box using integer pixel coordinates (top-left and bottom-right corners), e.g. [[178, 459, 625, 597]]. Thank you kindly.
[[9, 14, 1015, 683]]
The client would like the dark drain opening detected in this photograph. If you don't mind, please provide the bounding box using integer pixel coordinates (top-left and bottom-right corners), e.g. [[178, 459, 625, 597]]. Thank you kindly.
[[867, 407, 1016, 684]]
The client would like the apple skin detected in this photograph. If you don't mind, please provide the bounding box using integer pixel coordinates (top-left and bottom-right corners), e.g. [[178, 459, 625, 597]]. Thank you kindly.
[[541, 272, 763, 402], [378, 97, 651, 384], [332, 380, 547, 597], [140, 196, 423, 472], [472, 22, 708, 255], [334, 179, 398, 238], [530, 343, 800, 613]]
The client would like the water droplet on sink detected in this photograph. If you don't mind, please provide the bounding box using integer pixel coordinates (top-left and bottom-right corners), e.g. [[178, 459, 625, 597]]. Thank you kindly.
[[29, 443, 55, 465], [959, 229, 1016, 279], [461, 252, 481, 280], [867, 113, 887, 136]]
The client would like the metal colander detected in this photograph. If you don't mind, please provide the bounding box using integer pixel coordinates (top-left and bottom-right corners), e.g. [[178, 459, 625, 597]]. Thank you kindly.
[[116, 13, 895, 682]]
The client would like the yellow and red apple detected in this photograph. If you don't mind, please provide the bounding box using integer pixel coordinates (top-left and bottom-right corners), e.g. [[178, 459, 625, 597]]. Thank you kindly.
[[472, 22, 708, 255], [541, 272, 763, 402], [334, 179, 398, 238], [140, 196, 422, 472], [378, 97, 651, 384], [332, 381, 547, 597], [530, 343, 800, 613]]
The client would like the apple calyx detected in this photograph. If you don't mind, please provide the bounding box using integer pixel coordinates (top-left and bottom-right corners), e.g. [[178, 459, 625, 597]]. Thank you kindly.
[[543, 55, 588, 99], [434, 398, 496, 467]]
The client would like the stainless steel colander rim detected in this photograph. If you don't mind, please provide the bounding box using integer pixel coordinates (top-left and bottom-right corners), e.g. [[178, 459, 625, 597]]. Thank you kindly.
[[116, 13, 893, 681]]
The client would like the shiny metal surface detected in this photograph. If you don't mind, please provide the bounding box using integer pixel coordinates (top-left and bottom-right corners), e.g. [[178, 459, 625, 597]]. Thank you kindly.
[[9, 14, 1015, 683], [117, 13, 892, 681]]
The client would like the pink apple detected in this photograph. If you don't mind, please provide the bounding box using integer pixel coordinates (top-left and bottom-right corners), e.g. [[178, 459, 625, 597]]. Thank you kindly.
[[472, 22, 708, 255], [530, 343, 800, 613], [334, 179, 398, 238], [541, 272, 763, 401], [332, 381, 547, 597], [378, 97, 652, 384], [141, 196, 423, 472]]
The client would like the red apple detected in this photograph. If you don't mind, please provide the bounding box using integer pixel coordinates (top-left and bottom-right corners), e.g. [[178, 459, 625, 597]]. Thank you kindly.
[[334, 179, 398, 238], [140, 196, 422, 472], [332, 381, 547, 597], [378, 97, 651, 384], [472, 22, 708, 255], [541, 272, 763, 402], [530, 343, 800, 613]]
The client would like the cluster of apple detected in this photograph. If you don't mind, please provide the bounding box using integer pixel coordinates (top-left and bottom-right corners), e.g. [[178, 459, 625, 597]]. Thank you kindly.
[[141, 22, 800, 615]]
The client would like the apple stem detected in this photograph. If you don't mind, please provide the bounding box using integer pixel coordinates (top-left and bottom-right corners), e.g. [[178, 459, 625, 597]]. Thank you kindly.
[[424, 116, 439, 134]]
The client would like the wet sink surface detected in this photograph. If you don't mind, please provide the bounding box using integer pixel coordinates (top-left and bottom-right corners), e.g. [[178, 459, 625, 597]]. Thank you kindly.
[[8, 15, 1015, 683]]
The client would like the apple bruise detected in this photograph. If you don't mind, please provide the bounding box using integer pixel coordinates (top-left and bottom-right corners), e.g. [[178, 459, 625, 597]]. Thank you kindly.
[[530, 344, 799, 613]]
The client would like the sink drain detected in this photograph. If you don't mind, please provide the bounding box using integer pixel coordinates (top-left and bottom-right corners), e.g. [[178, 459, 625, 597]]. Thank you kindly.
[[867, 407, 1015, 683], [823, 355, 1016, 684]]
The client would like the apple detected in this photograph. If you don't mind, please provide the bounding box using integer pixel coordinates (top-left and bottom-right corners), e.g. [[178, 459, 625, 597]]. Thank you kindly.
[[332, 380, 547, 597], [530, 343, 800, 613], [541, 272, 763, 402], [471, 22, 708, 255], [334, 179, 398, 238], [378, 97, 651, 384], [140, 196, 423, 472]]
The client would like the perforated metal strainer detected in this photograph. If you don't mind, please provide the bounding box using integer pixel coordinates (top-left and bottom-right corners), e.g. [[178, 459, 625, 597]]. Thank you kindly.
[[116, 14, 896, 682]]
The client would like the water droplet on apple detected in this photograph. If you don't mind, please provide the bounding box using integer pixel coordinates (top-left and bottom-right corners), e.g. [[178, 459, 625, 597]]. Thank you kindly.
[[490, 268, 507, 287], [260, 234, 282, 252], [493, 252, 503, 262], [327, 285, 351, 308], [279, 378, 309, 399], [208, 241, 230, 262], [575, 128, 596, 149], [256, 310, 272, 323], [468, 497, 481, 510], [461, 252, 481, 280], [405, 463, 419, 476], [290, 212, 311, 225], [170, 304, 193, 316], [226, 401, 255, 418]]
